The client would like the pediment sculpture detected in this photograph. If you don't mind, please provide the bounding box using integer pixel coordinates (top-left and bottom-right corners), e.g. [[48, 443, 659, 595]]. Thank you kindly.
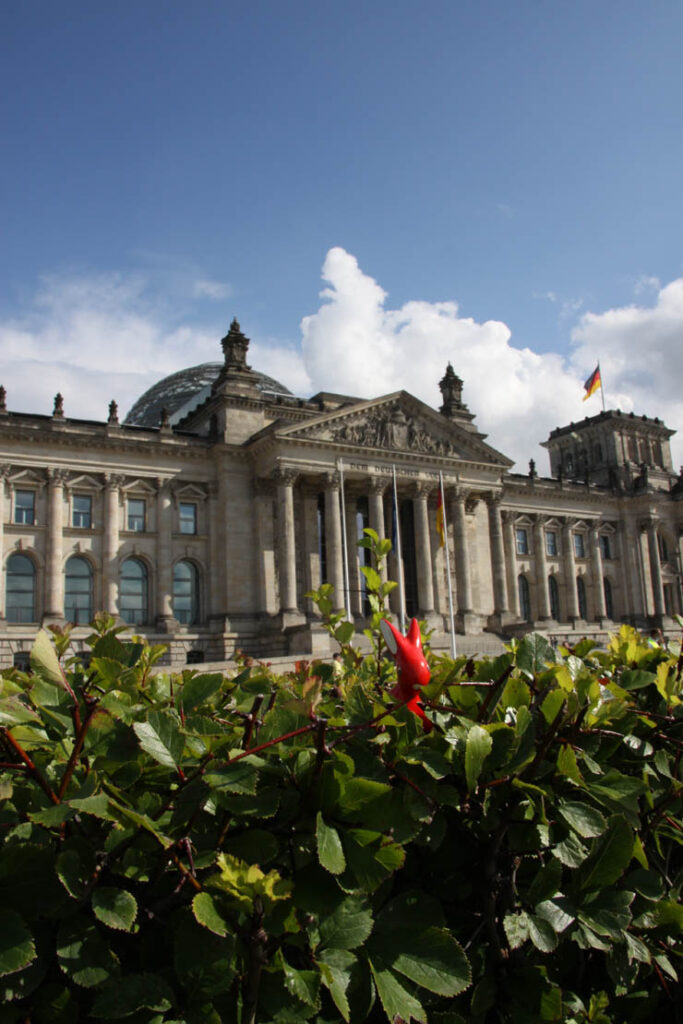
[[307, 402, 463, 457]]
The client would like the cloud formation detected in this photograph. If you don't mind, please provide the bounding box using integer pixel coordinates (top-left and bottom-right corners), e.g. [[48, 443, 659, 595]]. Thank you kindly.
[[0, 251, 681, 471]]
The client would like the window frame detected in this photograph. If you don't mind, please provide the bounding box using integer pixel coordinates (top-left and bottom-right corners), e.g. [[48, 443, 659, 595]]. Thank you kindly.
[[72, 493, 93, 530], [573, 532, 586, 559], [172, 559, 200, 626], [119, 557, 149, 626], [6, 552, 37, 623], [179, 501, 198, 536], [14, 490, 36, 526], [64, 555, 94, 626], [517, 574, 531, 621], [127, 498, 146, 533], [515, 527, 529, 556], [545, 530, 558, 557], [599, 534, 612, 561]]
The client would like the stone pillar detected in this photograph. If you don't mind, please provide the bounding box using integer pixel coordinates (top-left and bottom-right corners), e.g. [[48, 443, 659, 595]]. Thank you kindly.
[[45, 468, 66, 619], [450, 489, 476, 631], [103, 474, 123, 616], [562, 518, 580, 622], [533, 516, 551, 620], [324, 471, 345, 611], [275, 468, 299, 615], [644, 518, 666, 619], [0, 467, 8, 620], [368, 477, 387, 584], [156, 480, 175, 629], [413, 484, 435, 615], [253, 478, 277, 617], [345, 491, 363, 618], [589, 522, 607, 621], [486, 494, 509, 626], [501, 510, 520, 618], [206, 481, 223, 620]]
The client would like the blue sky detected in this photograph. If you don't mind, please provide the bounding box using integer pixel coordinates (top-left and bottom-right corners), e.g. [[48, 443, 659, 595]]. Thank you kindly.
[[2, 1, 683, 468]]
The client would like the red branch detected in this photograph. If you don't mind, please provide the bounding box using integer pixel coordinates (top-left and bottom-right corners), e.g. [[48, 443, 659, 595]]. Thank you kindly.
[[1, 728, 59, 805]]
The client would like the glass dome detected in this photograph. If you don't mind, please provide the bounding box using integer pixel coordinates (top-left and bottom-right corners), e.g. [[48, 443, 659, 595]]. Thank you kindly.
[[124, 363, 294, 428]]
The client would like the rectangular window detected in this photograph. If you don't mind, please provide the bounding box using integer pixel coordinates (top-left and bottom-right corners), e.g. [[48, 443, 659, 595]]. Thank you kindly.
[[515, 528, 529, 555], [128, 498, 146, 532], [14, 490, 35, 525], [545, 530, 558, 557], [573, 533, 586, 559], [599, 535, 611, 560], [179, 502, 197, 535], [72, 495, 92, 529]]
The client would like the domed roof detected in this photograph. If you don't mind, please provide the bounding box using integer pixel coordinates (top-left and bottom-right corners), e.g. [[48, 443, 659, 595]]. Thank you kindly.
[[124, 362, 294, 428]]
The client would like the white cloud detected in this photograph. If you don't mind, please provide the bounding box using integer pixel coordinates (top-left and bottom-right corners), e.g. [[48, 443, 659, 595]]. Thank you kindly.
[[193, 279, 232, 300], [1, 253, 681, 472]]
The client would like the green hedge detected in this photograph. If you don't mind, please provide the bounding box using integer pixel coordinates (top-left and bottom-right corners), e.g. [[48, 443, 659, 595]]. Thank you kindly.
[[0, 607, 681, 1023]]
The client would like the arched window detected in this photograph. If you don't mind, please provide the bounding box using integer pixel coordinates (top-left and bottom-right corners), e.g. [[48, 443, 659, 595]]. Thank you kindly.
[[548, 575, 560, 621], [120, 558, 148, 625], [577, 576, 587, 619], [65, 556, 93, 625], [603, 577, 614, 619], [173, 560, 199, 625], [6, 553, 36, 623], [518, 574, 531, 621]]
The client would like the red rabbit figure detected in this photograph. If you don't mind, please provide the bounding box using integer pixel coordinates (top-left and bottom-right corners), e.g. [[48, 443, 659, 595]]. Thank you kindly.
[[380, 618, 432, 731]]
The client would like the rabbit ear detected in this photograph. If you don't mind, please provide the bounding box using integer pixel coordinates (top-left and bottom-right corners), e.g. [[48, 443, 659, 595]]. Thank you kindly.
[[380, 618, 399, 655], [407, 618, 422, 646]]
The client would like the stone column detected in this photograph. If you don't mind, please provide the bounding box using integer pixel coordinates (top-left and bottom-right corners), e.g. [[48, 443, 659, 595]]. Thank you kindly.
[[486, 494, 508, 624], [45, 468, 66, 618], [155, 480, 174, 629], [206, 481, 223, 620], [413, 484, 435, 615], [253, 478, 277, 617], [368, 477, 388, 584], [562, 518, 580, 622], [324, 471, 345, 611], [345, 491, 363, 618], [274, 468, 299, 615], [450, 489, 475, 630], [589, 522, 607, 620], [501, 510, 520, 618], [0, 467, 8, 619], [533, 516, 551, 620], [644, 518, 666, 618], [103, 474, 123, 616]]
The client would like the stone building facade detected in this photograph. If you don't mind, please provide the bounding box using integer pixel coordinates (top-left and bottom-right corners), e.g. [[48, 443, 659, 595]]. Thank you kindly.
[[1, 320, 682, 668]]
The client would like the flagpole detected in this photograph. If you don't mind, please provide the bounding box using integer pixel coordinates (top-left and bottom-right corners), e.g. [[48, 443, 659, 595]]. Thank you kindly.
[[440, 472, 457, 658], [392, 465, 406, 634], [599, 359, 606, 413], [338, 458, 351, 621]]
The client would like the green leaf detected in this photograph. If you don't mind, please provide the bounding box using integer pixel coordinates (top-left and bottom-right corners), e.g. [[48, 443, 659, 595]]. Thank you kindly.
[[90, 973, 174, 1018], [360, 566, 382, 591], [318, 897, 373, 951], [56, 917, 119, 988], [624, 869, 664, 901], [192, 892, 230, 937], [180, 673, 224, 712], [557, 800, 607, 838], [578, 890, 633, 935], [465, 724, 493, 792], [516, 633, 556, 676], [387, 927, 471, 996], [319, 949, 355, 1022], [620, 669, 655, 690], [556, 743, 582, 783], [552, 833, 588, 868], [92, 887, 138, 932], [133, 710, 184, 768], [535, 898, 575, 933], [368, 955, 427, 1023], [281, 958, 320, 1007], [335, 621, 356, 645], [528, 858, 562, 905], [504, 911, 530, 949], [30, 630, 71, 693], [624, 931, 651, 964], [577, 815, 634, 890], [528, 914, 558, 952], [0, 911, 35, 978], [337, 777, 393, 823], [0, 696, 42, 726], [316, 812, 346, 875]]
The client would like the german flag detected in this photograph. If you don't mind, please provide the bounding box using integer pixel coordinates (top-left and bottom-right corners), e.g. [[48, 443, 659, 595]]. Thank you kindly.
[[436, 488, 445, 547], [582, 365, 602, 401]]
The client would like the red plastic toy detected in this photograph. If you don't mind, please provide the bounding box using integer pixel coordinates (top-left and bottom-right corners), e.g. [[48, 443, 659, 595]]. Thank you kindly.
[[380, 618, 432, 731]]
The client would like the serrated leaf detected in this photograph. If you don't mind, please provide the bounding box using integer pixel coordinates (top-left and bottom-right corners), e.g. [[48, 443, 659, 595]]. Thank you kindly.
[[30, 630, 74, 699], [624, 931, 650, 963], [552, 832, 588, 867], [577, 815, 633, 890], [180, 673, 224, 712], [504, 911, 530, 949], [379, 927, 471, 996], [0, 911, 35, 977], [319, 952, 354, 1022], [133, 710, 184, 768], [556, 743, 583, 783], [558, 800, 607, 838], [516, 633, 556, 676], [316, 813, 346, 874], [368, 955, 427, 1023], [528, 914, 558, 952], [92, 888, 137, 932], [90, 973, 174, 1018], [318, 897, 373, 950], [192, 892, 230, 937], [0, 696, 42, 726], [465, 724, 493, 792], [212, 853, 291, 909], [56, 917, 119, 988], [535, 898, 575, 933]]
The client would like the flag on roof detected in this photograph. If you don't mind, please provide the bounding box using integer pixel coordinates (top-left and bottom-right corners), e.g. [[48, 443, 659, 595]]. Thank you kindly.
[[582, 365, 602, 401]]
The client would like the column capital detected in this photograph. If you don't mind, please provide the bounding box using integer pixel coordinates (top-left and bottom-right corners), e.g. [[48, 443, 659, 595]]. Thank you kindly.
[[640, 516, 659, 532], [484, 490, 503, 508], [412, 481, 433, 500], [45, 467, 69, 485], [272, 466, 299, 487], [103, 472, 126, 490], [322, 469, 340, 489], [368, 474, 389, 495], [156, 477, 173, 495], [500, 508, 517, 525], [532, 513, 549, 527], [561, 515, 578, 530]]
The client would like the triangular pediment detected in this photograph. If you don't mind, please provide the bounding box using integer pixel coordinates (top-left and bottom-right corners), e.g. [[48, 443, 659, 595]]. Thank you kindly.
[[268, 391, 513, 467]]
